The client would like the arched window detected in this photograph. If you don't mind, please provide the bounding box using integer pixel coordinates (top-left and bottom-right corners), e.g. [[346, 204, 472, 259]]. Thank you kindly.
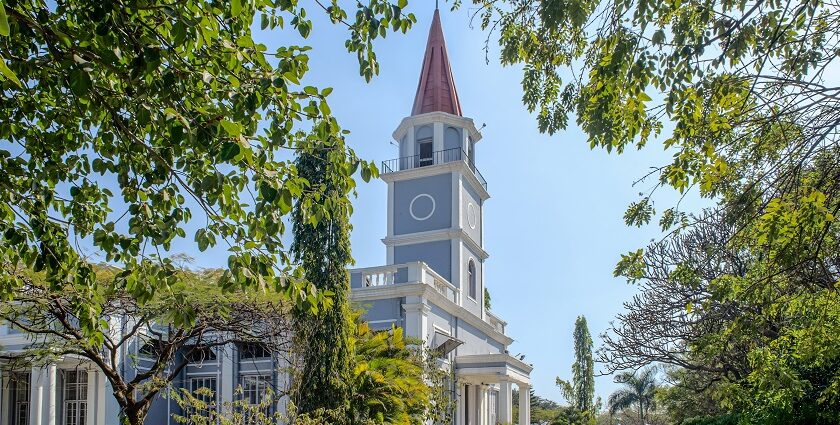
[[415, 125, 433, 167], [444, 126, 461, 151], [468, 260, 477, 300]]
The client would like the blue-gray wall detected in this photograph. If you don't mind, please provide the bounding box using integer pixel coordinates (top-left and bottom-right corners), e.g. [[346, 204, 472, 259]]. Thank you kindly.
[[461, 178, 483, 245], [427, 303, 504, 355], [393, 174, 452, 235], [393, 240, 452, 282], [460, 243, 484, 317]]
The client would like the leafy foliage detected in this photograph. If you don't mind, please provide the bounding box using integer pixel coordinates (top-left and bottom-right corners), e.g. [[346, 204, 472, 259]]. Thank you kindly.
[[0, 264, 294, 425], [289, 146, 355, 413], [172, 386, 284, 425], [0, 0, 414, 344], [471, 0, 840, 423], [602, 150, 840, 424], [557, 316, 596, 424], [293, 315, 448, 425], [607, 367, 659, 424]]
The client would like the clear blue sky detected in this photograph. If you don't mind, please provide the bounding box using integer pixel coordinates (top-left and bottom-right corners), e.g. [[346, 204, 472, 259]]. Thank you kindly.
[[252, 5, 702, 404]]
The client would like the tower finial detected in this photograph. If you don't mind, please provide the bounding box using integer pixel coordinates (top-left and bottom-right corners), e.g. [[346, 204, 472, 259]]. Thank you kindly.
[[435, 0, 439, 10]]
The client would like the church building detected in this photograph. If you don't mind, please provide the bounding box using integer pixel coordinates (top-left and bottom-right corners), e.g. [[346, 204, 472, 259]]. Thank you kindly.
[[0, 8, 531, 425], [350, 8, 533, 425]]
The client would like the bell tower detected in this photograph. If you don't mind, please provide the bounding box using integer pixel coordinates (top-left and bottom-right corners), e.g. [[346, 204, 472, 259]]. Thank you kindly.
[[381, 8, 490, 318]]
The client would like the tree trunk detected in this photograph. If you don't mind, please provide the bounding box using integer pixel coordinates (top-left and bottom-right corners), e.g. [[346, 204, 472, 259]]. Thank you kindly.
[[119, 401, 149, 425]]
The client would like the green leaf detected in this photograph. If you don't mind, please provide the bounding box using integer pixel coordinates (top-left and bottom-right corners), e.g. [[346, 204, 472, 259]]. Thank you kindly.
[[0, 1, 9, 37], [220, 142, 241, 161], [220, 120, 242, 136], [0, 59, 21, 87], [68, 68, 91, 96]]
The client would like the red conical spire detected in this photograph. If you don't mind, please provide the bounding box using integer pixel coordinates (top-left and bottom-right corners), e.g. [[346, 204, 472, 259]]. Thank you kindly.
[[411, 9, 462, 116]]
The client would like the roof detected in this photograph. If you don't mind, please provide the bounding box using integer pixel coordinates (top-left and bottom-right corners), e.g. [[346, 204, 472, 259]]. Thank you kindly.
[[411, 9, 463, 116]]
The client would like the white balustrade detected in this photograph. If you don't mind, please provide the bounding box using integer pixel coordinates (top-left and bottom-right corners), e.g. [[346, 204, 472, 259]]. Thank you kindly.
[[351, 262, 510, 335], [486, 311, 506, 333], [352, 262, 460, 305], [357, 266, 399, 287]]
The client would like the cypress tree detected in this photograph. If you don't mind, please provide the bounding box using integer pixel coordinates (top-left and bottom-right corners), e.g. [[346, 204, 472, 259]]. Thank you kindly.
[[572, 315, 595, 414], [290, 145, 354, 415]]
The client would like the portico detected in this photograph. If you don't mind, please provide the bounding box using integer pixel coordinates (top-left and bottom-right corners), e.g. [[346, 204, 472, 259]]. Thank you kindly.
[[456, 354, 533, 425]]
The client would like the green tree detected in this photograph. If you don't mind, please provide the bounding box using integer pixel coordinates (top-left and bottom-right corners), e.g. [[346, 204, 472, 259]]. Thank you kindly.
[[471, 0, 840, 423], [607, 367, 658, 425], [0, 0, 414, 344], [293, 316, 448, 425], [0, 265, 295, 425], [558, 316, 596, 424], [289, 146, 354, 413]]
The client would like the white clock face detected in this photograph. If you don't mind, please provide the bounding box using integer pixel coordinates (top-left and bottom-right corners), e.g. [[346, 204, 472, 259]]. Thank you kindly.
[[409, 193, 436, 221], [467, 202, 477, 229]]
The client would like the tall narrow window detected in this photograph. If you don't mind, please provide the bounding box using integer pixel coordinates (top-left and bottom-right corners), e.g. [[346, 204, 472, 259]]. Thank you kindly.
[[62, 370, 88, 425], [464, 385, 470, 425], [418, 140, 433, 167], [239, 374, 273, 420], [468, 138, 476, 169], [10, 372, 30, 425], [468, 260, 477, 300], [189, 376, 218, 415]]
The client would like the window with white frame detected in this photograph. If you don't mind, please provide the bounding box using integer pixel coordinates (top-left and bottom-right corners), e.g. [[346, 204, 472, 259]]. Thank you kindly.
[[468, 260, 477, 300], [62, 370, 88, 425], [9, 372, 30, 425], [185, 346, 217, 364], [239, 374, 272, 406], [185, 376, 217, 417], [238, 342, 270, 360], [189, 376, 217, 397]]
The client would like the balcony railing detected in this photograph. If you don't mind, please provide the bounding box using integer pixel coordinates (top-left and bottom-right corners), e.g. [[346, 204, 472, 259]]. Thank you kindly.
[[485, 310, 506, 334], [352, 262, 461, 305], [381, 147, 488, 190]]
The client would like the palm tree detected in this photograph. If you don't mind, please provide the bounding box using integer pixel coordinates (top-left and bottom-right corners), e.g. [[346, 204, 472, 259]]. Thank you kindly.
[[607, 367, 658, 424]]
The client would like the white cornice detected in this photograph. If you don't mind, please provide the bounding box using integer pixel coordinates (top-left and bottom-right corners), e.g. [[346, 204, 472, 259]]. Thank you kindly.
[[350, 283, 513, 346], [456, 353, 534, 374], [0, 334, 34, 346], [454, 366, 531, 386], [381, 228, 489, 260], [392, 112, 483, 142], [381, 160, 490, 201]]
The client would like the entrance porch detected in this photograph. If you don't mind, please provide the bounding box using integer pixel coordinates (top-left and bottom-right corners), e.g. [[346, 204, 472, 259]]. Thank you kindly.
[[455, 353, 532, 425]]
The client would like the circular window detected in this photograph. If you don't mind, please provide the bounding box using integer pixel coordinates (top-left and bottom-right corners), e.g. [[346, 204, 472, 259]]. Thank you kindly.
[[409, 194, 436, 221], [467, 203, 477, 229]]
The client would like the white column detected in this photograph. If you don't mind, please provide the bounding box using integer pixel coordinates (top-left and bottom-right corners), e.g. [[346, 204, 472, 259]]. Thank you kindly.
[[96, 372, 107, 425], [46, 364, 57, 425], [518, 384, 530, 425], [456, 383, 464, 425], [406, 125, 416, 157], [433, 122, 444, 153], [477, 385, 487, 425], [86, 370, 97, 425], [402, 301, 429, 342], [387, 182, 395, 240], [220, 343, 235, 411], [498, 380, 512, 424], [30, 366, 45, 425], [0, 368, 5, 425]]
